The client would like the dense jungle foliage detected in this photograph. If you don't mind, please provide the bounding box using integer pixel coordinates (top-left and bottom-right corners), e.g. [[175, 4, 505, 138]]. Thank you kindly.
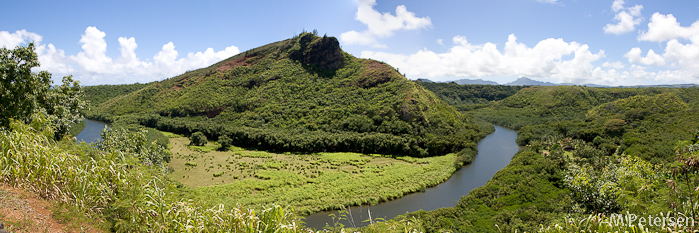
[[417, 81, 525, 109], [407, 82, 699, 232], [85, 32, 487, 158]]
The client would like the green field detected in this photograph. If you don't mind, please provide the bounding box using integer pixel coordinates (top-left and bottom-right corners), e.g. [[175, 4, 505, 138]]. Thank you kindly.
[[168, 136, 458, 215]]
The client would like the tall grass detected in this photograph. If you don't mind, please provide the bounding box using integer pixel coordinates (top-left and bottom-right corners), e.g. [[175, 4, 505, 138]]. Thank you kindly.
[[0, 118, 124, 215], [0, 118, 310, 232], [538, 213, 696, 233]]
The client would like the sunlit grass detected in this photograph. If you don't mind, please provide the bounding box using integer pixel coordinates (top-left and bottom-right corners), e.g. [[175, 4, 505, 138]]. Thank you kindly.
[[167, 135, 458, 216], [160, 131, 183, 138]]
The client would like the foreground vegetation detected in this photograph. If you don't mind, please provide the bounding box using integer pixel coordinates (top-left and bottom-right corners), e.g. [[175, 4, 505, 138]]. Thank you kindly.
[[2, 115, 312, 232]]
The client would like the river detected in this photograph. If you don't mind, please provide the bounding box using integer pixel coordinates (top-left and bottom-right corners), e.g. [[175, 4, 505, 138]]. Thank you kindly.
[[75, 120, 519, 230], [75, 119, 108, 143], [302, 125, 520, 229]]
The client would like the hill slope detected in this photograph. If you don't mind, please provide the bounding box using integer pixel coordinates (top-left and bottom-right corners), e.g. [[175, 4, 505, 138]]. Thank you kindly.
[[469, 86, 666, 129], [89, 33, 485, 157]]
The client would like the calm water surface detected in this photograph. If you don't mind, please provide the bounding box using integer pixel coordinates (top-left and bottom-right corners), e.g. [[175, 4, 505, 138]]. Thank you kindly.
[[303, 125, 520, 229], [75, 119, 108, 143]]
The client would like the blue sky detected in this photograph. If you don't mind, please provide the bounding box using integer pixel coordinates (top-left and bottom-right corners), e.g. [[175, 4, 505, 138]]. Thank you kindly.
[[1, 0, 698, 86]]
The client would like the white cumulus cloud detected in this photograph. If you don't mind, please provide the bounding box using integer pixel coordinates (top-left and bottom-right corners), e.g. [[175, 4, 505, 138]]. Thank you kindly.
[[1, 29, 74, 75], [436, 38, 443, 46], [35, 43, 74, 74], [340, 0, 431, 48], [360, 32, 699, 85], [604, 0, 644, 35], [602, 61, 625, 69], [626, 13, 699, 82], [624, 47, 666, 66], [638, 13, 699, 42], [0, 27, 240, 85], [0, 29, 43, 48], [72, 26, 114, 74], [611, 0, 625, 12], [361, 34, 606, 84]]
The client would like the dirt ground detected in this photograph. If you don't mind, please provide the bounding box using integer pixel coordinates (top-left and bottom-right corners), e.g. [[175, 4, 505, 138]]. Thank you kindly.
[[0, 183, 103, 233]]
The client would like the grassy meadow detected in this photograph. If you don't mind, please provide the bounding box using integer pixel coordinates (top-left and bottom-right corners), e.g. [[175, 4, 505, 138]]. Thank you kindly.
[[166, 134, 459, 215]]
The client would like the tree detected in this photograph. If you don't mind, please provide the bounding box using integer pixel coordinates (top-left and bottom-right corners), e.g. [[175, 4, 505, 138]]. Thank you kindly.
[[190, 131, 207, 146], [0, 43, 85, 139], [42, 76, 87, 139], [1, 43, 51, 127], [218, 135, 233, 150], [604, 119, 627, 135]]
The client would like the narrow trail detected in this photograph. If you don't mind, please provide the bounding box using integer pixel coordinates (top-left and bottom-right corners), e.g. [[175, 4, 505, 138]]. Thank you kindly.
[[0, 183, 103, 233]]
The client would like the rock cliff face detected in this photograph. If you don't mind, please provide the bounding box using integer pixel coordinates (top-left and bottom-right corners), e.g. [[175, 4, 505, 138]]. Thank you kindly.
[[289, 33, 343, 71]]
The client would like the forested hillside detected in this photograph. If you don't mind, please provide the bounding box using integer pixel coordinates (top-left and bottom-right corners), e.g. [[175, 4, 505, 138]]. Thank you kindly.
[[404, 82, 699, 232], [83, 83, 148, 108], [470, 86, 665, 129], [417, 81, 525, 111], [86, 32, 487, 157]]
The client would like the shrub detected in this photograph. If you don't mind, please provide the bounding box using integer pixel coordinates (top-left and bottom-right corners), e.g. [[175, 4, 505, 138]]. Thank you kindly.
[[218, 135, 232, 150], [185, 162, 197, 167], [189, 131, 207, 146], [213, 171, 224, 177]]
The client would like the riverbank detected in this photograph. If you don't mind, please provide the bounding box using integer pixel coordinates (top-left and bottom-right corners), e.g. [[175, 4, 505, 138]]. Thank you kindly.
[[71, 119, 518, 230], [304, 125, 520, 229], [67, 120, 86, 138]]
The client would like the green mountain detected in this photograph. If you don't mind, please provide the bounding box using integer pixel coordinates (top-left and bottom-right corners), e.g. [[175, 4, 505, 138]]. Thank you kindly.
[[87, 32, 486, 157], [408, 85, 699, 232], [469, 86, 666, 130]]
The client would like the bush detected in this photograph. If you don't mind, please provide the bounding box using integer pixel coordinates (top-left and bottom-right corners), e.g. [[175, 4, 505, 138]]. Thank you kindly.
[[190, 131, 207, 146], [218, 135, 232, 150], [454, 147, 477, 168]]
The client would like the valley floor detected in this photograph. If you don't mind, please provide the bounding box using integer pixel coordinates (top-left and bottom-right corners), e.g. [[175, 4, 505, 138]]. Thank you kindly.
[[165, 133, 460, 216]]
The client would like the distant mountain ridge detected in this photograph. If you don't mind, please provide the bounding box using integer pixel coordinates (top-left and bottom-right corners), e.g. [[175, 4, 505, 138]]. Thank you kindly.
[[505, 77, 558, 86], [453, 79, 499, 85], [428, 77, 697, 88]]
